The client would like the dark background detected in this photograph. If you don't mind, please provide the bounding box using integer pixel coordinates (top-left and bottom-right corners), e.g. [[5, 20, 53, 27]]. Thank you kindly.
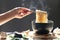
[[0, 0, 60, 32]]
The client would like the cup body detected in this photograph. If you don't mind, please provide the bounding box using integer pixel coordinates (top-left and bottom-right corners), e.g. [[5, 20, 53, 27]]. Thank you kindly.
[[32, 20, 54, 34]]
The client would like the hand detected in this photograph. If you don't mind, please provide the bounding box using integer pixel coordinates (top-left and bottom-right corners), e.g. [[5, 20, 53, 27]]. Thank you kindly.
[[0, 7, 32, 25], [13, 7, 32, 19]]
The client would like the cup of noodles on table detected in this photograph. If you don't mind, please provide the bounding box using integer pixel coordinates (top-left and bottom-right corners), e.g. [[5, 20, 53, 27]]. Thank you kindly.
[[32, 10, 54, 34]]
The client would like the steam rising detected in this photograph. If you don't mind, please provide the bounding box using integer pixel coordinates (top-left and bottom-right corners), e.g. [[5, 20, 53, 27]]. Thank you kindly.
[[21, 0, 49, 12]]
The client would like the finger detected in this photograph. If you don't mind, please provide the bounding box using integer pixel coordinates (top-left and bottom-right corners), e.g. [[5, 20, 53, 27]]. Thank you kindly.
[[22, 12, 32, 17], [18, 9, 31, 15], [19, 11, 32, 19], [13, 7, 22, 10], [20, 7, 31, 11], [20, 13, 25, 16]]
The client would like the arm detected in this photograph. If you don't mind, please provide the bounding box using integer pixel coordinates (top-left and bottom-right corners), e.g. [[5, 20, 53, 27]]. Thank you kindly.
[[0, 9, 17, 25], [0, 7, 32, 25]]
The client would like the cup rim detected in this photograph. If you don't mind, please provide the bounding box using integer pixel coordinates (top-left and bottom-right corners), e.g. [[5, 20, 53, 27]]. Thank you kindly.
[[32, 20, 54, 24]]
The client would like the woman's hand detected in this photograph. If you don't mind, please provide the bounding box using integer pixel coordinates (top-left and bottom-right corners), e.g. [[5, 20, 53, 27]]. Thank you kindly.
[[0, 7, 32, 25], [13, 7, 32, 19]]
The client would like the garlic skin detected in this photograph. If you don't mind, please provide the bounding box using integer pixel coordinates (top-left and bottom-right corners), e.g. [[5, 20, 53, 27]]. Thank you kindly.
[[53, 27, 60, 34], [53, 27, 60, 38]]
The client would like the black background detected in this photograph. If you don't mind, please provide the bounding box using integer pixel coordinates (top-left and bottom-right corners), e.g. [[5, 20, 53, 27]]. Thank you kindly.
[[0, 0, 60, 32]]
